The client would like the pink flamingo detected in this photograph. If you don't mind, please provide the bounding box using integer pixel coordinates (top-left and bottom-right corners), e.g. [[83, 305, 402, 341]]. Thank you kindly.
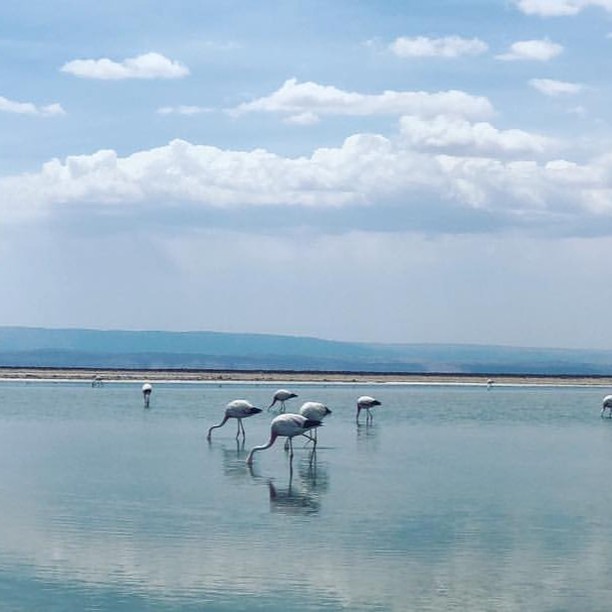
[[246, 413, 321, 465], [268, 389, 298, 412], [356, 395, 381, 425], [207, 399, 262, 441]]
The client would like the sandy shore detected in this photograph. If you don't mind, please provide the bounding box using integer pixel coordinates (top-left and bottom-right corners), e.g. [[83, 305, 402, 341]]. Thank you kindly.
[[1, 367, 611, 386]]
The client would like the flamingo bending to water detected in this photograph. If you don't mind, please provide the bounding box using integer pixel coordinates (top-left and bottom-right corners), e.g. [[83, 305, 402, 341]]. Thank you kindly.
[[142, 383, 153, 408], [268, 389, 298, 412], [601, 395, 612, 418], [246, 414, 321, 465], [356, 395, 381, 424], [298, 401, 331, 448], [207, 399, 262, 441]]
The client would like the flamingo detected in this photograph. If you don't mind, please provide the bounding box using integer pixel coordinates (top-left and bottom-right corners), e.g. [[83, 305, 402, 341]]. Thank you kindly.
[[601, 395, 612, 418], [356, 395, 381, 425], [297, 401, 332, 448], [268, 389, 298, 412], [142, 383, 153, 408], [207, 399, 262, 441], [246, 414, 321, 465]]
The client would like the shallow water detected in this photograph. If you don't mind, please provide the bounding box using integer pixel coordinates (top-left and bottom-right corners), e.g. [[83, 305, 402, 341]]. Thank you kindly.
[[0, 382, 611, 610]]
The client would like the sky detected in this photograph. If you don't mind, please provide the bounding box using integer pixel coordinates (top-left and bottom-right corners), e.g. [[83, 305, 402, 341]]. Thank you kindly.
[[3, 0, 612, 349]]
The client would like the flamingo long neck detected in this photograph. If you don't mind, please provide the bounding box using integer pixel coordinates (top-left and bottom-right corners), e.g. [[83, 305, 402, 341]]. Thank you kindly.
[[246, 432, 278, 464], [207, 415, 229, 437]]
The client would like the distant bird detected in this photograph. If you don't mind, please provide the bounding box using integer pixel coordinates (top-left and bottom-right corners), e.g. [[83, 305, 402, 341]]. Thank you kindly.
[[142, 383, 153, 408], [268, 389, 298, 412], [298, 401, 332, 448], [356, 395, 381, 425], [207, 399, 263, 441], [246, 414, 321, 465], [91, 375, 103, 388], [601, 395, 612, 418]]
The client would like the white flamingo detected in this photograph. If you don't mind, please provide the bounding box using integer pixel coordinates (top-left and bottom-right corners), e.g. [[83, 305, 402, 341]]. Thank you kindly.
[[268, 389, 298, 412], [142, 383, 153, 408], [207, 399, 263, 441], [298, 401, 332, 448], [246, 413, 321, 465], [601, 395, 612, 418], [356, 395, 381, 425]]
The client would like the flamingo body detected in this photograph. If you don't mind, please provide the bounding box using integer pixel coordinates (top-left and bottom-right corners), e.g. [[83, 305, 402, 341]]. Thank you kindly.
[[601, 395, 612, 417], [207, 399, 262, 440], [356, 395, 381, 424], [297, 402, 331, 448], [268, 389, 298, 412], [246, 413, 321, 465], [299, 401, 332, 421], [142, 383, 153, 408]]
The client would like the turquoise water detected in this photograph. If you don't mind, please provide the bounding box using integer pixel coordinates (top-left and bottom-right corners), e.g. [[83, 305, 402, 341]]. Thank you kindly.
[[0, 381, 611, 610]]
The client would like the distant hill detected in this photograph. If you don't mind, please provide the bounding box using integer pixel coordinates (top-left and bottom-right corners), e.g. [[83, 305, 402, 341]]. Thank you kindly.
[[0, 326, 612, 375]]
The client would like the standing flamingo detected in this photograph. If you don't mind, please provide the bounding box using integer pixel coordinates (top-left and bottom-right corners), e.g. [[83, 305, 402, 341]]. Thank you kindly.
[[356, 395, 381, 425], [142, 383, 153, 408], [207, 399, 263, 441], [246, 414, 321, 465], [298, 401, 332, 448], [268, 389, 298, 412], [601, 395, 612, 418]]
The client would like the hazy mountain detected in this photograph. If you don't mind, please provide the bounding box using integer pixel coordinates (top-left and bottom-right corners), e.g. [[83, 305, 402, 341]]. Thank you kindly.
[[0, 326, 612, 375]]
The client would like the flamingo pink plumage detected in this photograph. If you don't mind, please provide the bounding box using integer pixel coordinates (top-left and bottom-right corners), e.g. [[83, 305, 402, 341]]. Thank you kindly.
[[207, 399, 262, 441]]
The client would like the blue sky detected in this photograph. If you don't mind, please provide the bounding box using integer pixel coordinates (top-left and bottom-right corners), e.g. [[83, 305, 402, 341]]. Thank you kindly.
[[3, 0, 612, 349]]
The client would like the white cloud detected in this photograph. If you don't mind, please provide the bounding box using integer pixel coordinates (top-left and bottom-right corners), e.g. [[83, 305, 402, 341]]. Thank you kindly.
[[529, 78, 583, 96], [390, 36, 488, 58], [283, 111, 321, 125], [399, 115, 557, 156], [229, 78, 494, 120], [61, 52, 189, 80], [0, 96, 65, 117], [2, 123, 612, 237], [515, 0, 612, 16], [496, 39, 563, 61], [157, 105, 213, 115]]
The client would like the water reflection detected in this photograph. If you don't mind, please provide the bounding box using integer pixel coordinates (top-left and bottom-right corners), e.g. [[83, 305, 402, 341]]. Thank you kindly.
[[356, 421, 379, 454], [1, 383, 612, 609]]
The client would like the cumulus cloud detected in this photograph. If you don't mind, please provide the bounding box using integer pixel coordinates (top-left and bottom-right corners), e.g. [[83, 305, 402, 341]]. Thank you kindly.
[[399, 115, 557, 156], [229, 78, 494, 121], [529, 78, 583, 96], [61, 52, 189, 80], [157, 105, 213, 115], [515, 0, 612, 16], [496, 39, 563, 61], [3, 119, 612, 237], [0, 95, 65, 117], [390, 36, 488, 58]]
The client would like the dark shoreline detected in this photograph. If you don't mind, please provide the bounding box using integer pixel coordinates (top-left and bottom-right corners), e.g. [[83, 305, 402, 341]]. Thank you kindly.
[[1, 366, 612, 386]]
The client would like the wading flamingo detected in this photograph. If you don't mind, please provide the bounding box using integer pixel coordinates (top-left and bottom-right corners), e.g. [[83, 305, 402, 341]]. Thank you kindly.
[[142, 383, 153, 408], [246, 414, 321, 465], [601, 395, 612, 418], [268, 389, 298, 412], [356, 395, 381, 425], [207, 399, 262, 441], [298, 401, 331, 448]]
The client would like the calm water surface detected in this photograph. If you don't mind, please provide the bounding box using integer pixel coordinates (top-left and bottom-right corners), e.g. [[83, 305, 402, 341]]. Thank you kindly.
[[0, 382, 611, 610]]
